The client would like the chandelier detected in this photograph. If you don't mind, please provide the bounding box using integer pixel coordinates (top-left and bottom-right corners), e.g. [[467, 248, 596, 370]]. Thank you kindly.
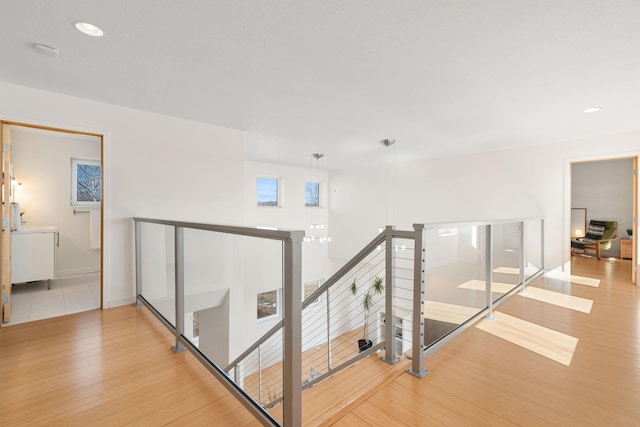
[[304, 153, 331, 243]]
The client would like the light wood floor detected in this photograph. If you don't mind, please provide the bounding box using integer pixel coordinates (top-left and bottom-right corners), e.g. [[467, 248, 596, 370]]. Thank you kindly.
[[1, 256, 638, 426], [330, 257, 640, 426]]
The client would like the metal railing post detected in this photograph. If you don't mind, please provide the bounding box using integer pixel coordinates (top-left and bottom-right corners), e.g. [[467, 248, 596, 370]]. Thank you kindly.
[[541, 218, 545, 271], [326, 287, 332, 370], [485, 224, 495, 320], [134, 220, 142, 306], [282, 231, 304, 427], [383, 226, 398, 364], [172, 226, 186, 353], [257, 346, 262, 405], [519, 221, 527, 294], [409, 224, 428, 377]]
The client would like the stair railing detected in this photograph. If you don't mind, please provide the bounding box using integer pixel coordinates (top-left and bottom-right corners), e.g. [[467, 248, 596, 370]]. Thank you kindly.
[[134, 217, 544, 426], [224, 226, 418, 401], [408, 218, 545, 377]]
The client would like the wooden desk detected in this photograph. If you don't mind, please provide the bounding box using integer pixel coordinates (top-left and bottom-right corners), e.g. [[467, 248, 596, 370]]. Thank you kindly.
[[620, 238, 632, 259]]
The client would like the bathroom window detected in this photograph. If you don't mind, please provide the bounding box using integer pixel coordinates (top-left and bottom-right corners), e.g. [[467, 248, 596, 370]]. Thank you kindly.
[[71, 158, 101, 206], [256, 177, 279, 207]]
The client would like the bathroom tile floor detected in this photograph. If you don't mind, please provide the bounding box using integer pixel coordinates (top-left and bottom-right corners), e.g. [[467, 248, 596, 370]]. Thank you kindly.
[[5, 272, 100, 326]]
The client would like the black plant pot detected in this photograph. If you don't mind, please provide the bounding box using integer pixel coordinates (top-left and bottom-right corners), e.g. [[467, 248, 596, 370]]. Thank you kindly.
[[358, 339, 373, 353]]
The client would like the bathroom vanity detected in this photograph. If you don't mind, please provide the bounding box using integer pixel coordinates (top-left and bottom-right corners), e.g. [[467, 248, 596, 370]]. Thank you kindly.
[[11, 226, 58, 289]]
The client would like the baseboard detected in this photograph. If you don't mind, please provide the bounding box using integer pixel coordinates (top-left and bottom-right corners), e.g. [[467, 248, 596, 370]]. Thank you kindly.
[[106, 296, 136, 308], [55, 267, 100, 277]]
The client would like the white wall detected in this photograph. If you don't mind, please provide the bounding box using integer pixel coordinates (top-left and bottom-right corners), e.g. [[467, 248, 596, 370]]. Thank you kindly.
[[11, 127, 101, 276], [329, 131, 640, 272], [571, 158, 634, 258], [243, 161, 334, 355], [244, 161, 332, 287], [0, 82, 245, 307]]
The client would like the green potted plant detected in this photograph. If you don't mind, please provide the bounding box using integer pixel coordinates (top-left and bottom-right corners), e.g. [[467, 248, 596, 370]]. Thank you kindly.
[[350, 275, 384, 352], [627, 228, 633, 237]]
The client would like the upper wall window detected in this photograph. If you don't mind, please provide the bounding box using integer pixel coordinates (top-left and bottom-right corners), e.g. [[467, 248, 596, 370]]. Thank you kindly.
[[257, 177, 279, 207], [304, 182, 320, 207], [71, 158, 101, 206]]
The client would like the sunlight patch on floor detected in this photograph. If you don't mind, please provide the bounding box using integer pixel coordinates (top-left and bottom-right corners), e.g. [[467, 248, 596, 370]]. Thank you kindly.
[[544, 271, 600, 287], [476, 312, 578, 366], [458, 279, 516, 294], [522, 286, 593, 313], [492, 266, 541, 276], [424, 300, 481, 324], [458, 280, 593, 313]]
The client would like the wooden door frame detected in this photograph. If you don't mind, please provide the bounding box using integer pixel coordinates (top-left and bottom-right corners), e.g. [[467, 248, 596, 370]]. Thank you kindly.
[[565, 153, 639, 285], [0, 121, 105, 323], [2, 124, 12, 322]]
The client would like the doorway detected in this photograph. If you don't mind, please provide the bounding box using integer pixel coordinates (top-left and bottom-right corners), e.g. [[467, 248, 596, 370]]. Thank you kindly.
[[569, 156, 638, 284], [1, 122, 104, 324]]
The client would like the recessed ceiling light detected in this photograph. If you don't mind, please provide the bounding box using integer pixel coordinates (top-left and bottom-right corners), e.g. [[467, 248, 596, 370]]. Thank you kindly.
[[582, 107, 601, 113], [74, 21, 104, 37]]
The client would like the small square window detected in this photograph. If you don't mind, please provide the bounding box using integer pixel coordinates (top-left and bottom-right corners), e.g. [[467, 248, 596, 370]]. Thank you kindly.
[[304, 182, 320, 207], [257, 177, 279, 207], [71, 158, 101, 206], [257, 290, 279, 319]]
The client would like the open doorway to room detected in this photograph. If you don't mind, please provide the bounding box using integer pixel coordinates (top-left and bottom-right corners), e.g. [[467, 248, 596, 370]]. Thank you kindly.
[[570, 156, 637, 284], [1, 122, 103, 325]]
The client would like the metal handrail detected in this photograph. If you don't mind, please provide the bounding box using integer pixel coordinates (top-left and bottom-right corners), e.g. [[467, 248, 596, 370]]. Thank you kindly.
[[416, 216, 545, 229], [133, 217, 300, 240]]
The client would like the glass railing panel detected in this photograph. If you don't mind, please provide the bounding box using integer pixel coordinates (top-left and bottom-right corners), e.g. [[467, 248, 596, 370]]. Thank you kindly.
[[524, 219, 543, 280], [135, 219, 298, 427], [139, 222, 176, 326], [491, 221, 523, 301], [423, 224, 487, 347], [182, 227, 284, 372]]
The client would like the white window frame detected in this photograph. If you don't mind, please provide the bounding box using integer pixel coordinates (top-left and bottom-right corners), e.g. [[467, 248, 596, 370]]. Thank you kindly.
[[71, 158, 101, 206], [256, 177, 281, 207], [304, 181, 320, 207]]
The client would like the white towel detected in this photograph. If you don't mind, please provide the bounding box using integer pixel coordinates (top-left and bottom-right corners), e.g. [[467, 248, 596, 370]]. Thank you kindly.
[[89, 210, 101, 249], [10, 202, 21, 231]]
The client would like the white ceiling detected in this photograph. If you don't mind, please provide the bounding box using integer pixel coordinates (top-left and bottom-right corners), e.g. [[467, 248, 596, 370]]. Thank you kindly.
[[1, 0, 639, 169]]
